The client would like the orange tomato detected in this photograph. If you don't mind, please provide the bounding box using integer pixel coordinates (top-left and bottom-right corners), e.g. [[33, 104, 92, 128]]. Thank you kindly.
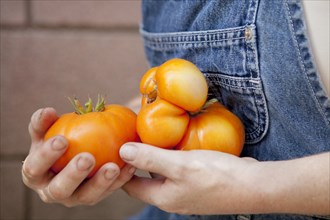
[[137, 58, 245, 156], [137, 98, 189, 149], [140, 66, 158, 107], [44, 97, 138, 178], [176, 102, 245, 156]]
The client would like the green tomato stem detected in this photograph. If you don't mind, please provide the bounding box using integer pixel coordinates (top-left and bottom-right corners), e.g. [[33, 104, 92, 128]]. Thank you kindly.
[[95, 95, 105, 112], [68, 95, 106, 115], [189, 98, 218, 117]]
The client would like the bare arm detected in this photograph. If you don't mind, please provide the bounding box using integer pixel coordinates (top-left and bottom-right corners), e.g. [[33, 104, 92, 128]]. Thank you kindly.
[[121, 143, 330, 215], [253, 152, 329, 215]]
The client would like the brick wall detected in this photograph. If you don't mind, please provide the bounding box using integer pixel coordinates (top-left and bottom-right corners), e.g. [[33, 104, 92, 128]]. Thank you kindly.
[[1, 1, 148, 219]]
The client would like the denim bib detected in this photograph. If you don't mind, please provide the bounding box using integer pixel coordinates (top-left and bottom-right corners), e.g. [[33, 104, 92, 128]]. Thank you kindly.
[[134, 0, 330, 219]]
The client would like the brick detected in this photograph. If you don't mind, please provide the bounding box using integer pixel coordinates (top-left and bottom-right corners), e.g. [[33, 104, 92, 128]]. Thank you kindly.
[[0, 29, 148, 156], [31, 0, 141, 28], [0, 0, 26, 26], [0, 160, 26, 220], [30, 189, 146, 219]]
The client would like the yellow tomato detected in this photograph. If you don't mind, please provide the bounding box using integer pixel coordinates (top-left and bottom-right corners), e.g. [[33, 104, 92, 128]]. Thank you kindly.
[[156, 58, 208, 112]]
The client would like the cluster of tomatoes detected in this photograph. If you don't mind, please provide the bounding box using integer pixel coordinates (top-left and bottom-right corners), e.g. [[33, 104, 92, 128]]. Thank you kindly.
[[45, 58, 245, 177], [137, 58, 245, 153]]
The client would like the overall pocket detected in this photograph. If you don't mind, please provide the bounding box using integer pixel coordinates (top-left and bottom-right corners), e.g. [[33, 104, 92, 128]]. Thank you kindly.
[[141, 25, 269, 144]]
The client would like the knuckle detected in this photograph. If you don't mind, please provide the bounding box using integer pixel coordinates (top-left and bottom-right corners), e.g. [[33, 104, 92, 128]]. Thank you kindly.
[[22, 163, 39, 181], [171, 161, 188, 180], [143, 156, 155, 170], [47, 182, 68, 201], [39, 191, 53, 204], [173, 152, 202, 179], [134, 149, 153, 170]]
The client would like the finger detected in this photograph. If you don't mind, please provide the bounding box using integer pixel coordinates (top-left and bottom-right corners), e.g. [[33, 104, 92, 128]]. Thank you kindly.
[[123, 176, 164, 206], [22, 135, 68, 188], [29, 108, 58, 144], [42, 153, 95, 203], [70, 163, 120, 206], [69, 163, 136, 206], [105, 163, 136, 190], [120, 143, 182, 179]]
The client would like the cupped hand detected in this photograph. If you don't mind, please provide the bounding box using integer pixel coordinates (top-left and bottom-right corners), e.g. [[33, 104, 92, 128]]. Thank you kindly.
[[120, 142, 259, 215], [22, 108, 136, 207]]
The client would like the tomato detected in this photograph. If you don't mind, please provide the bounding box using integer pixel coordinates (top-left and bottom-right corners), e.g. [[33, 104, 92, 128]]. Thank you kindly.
[[176, 101, 245, 156], [140, 66, 158, 107], [137, 58, 245, 155], [44, 97, 139, 178], [155, 58, 208, 112], [137, 98, 189, 149]]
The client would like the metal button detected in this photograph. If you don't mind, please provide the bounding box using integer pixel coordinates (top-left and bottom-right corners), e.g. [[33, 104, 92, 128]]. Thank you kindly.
[[245, 27, 253, 40]]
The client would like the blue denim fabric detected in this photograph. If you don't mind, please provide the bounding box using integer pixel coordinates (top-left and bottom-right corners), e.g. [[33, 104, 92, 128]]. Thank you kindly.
[[134, 0, 330, 219]]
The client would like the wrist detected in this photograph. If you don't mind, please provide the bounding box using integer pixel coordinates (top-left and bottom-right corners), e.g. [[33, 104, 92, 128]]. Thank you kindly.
[[247, 153, 330, 215]]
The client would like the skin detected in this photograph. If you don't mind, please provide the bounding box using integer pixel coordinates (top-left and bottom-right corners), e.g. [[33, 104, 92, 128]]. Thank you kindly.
[[22, 108, 330, 215], [120, 143, 330, 215], [22, 108, 136, 207]]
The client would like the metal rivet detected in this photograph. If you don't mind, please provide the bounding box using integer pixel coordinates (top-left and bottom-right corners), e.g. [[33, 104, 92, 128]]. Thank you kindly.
[[245, 27, 253, 40]]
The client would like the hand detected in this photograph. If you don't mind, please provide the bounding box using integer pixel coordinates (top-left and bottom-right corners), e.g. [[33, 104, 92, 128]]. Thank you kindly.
[[120, 142, 259, 215], [22, 108, 136, 207], [120, 143, 330, 216]]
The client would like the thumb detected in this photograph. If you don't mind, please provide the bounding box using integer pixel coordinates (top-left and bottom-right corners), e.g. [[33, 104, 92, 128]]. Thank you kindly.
[[119, 142, 180, 179]]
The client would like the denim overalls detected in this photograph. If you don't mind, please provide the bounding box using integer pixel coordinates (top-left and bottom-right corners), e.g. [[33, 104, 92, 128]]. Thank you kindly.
[[133, 0, 330, 219]]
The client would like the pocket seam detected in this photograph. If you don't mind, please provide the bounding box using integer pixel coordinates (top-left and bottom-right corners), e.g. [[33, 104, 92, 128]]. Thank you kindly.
[[205, 72, 269, 145], [141, 26, 251, 51]]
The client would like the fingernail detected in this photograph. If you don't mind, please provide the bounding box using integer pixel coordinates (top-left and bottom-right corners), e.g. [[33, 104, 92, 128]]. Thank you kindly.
[[120, 144, 138, 161], [77, 156, 93, 171], [51, 136, 67, 151], [104, 166, 119, 180]]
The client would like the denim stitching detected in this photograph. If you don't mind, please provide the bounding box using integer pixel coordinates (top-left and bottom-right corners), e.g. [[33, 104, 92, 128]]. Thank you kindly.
[[204, 73, 267, 144], [204, 74, 262, 89], [246, 0, 259, 24], [141, 26, 247, 38], [143, 37, 247, 51], [249, 89, 269, 143], [141, 27, 249, 51], [142, 0, 268, 144]]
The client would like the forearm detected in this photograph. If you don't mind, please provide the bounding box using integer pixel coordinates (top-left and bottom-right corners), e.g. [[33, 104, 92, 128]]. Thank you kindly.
[[251, 152, 330, 215], [121, 143, 329, 216]]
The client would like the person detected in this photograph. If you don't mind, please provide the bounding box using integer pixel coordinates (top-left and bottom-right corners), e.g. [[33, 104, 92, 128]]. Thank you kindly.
[[22, 0, 329, 219]]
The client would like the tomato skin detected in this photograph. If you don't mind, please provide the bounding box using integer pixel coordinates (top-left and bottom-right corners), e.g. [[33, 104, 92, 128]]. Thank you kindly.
[[140, 67, 158, 107], [176, 102, 245, 156], [140, 67, 158, 98], [137, 98, 189, 149], [137, 58, 245, 156], [44, 105, 138, 178], [156, 58, 208, 112]]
